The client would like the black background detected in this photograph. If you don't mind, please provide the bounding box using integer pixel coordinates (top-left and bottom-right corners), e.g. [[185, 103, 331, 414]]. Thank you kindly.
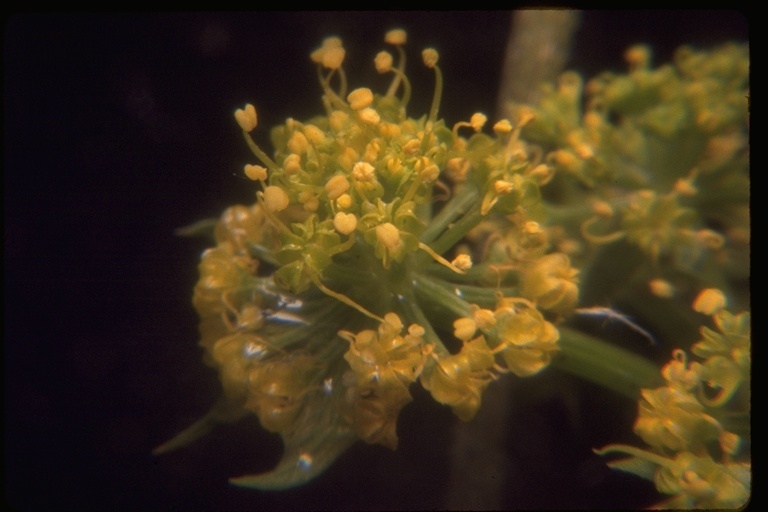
[[5, 11, 748, 511]]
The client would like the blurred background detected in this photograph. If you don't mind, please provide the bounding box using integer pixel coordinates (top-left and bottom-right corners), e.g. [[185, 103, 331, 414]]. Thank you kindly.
[[5, 11, 748, 510]]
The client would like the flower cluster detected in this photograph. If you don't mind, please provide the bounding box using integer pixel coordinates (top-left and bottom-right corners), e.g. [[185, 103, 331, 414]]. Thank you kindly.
[[596, 289, 750, 509], [505, 43, 749, 276], [159, 30, 582, 490], [158, 29, 749, 504]]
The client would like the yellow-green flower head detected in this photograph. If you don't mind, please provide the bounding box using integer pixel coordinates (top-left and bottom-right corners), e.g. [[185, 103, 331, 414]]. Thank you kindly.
[[493, 304, 560, 376], [422, 336, 496, 421], [654, 452, 750, 509], [166, 29, 582, 491], [310, 36, 346, 69], [634, 386, 721, 452], [520, 253, 579, 314]]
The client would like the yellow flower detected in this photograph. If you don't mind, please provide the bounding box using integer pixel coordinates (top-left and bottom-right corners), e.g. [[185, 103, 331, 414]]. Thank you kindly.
[[520, 253, 579, 314], [422, 337, 495, 421], [493, 305, 559, 377], [634, 386, 721, 452]]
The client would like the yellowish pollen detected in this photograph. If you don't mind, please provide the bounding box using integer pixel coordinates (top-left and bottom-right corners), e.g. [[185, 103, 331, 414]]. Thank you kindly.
[[402, 139, 421, 155], [493, 119, 513, 135], [420, 164, 440, 183], [363, 140, 380, 163], [288, 130, 310, 154], [329, 110, 350, 132], [339, 147, 359, 171], [262, 186, 290, 212], [325, 174, 350, 200], [649, 278, 675, 298], [385, 29, 407, 45], [298, 191, 319, 212], [523, 221, 542, 235], [334, 212, 358, 235], [472, 308, 497, 331], [451, 254, 473, 271], [234, 103, 258, 132], [347, 88, 374, 110], [303, 125, 326, 145], [336, 193, 353, 209], [358, 107, 381, 125], [692, 288, 727, 315], [352, 161, 376, 182], [311, 37, 346, 69], [283, 154, 302, 175], [376, 222, 401, 250], [494, 180, 514, 194], [422, 48, 439, 68], [696, 229, 725, 249], [470, 113, 487, 131], [379, 122, 401, 139], [244, 164, 267, 181], [591, 200, 614, 217], [674, 177, 698, 196], [446, 157, 470, 182], [574, 143, 594, 159], [453, 317, 477, 342], [375, 51, 393, 73]]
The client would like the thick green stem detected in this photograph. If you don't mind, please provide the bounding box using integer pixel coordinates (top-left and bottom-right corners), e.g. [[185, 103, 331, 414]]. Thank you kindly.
[[556, 326, 664, 399], [420, 183, 480, 245]]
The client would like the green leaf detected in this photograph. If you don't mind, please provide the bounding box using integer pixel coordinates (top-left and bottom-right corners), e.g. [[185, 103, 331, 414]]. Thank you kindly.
[[606, 456, 659, 481], [230, 389, 357, 490]]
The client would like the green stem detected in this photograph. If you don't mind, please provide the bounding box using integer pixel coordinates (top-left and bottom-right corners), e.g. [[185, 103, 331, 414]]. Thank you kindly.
[[413, 274, 472, 318], [429, 206, 485, 256], [555, 326, 664, 399], [420, 184, 481, 245]]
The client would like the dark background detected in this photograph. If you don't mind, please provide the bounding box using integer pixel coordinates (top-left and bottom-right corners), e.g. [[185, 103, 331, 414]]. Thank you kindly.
[[5, 11, 748, 511]]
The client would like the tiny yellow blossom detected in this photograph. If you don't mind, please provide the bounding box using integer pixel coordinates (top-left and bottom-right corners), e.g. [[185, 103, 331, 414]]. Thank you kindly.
[[493, 180, 515, 194], [692, 288, 727, 315], [451, 254, 472, 271], [329, 110, 350, 132], [287, 130, 309, 154], [244, 164, 267, 182], [325, 174, 350, 200], [375, 51, 393, 73], [358, 107, 381, 125], [234, 103, 258, 132], [649, 278, 675, 298], [493, 119, 513, 134], [262, 186, 290, 212], [334, 212, 358, 235], [352, 161, 376, 182], [472, 308, 497, 331], [336, 193, 353, 209], [303, 124, 326, 145], [385, 29, 407, 45], [470, 112, 487, 131], [422, 48, 439, 68], [376, 222, 401, 251], [347, 88, 374, 110], [283, 154, 302, 175], [310, 37, 346, 69], [453, 317, 477, 342]]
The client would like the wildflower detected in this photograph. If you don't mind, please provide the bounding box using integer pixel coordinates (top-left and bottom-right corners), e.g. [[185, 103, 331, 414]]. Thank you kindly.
[[422, 337, 496, 421], [520, 253, 579, 315]]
